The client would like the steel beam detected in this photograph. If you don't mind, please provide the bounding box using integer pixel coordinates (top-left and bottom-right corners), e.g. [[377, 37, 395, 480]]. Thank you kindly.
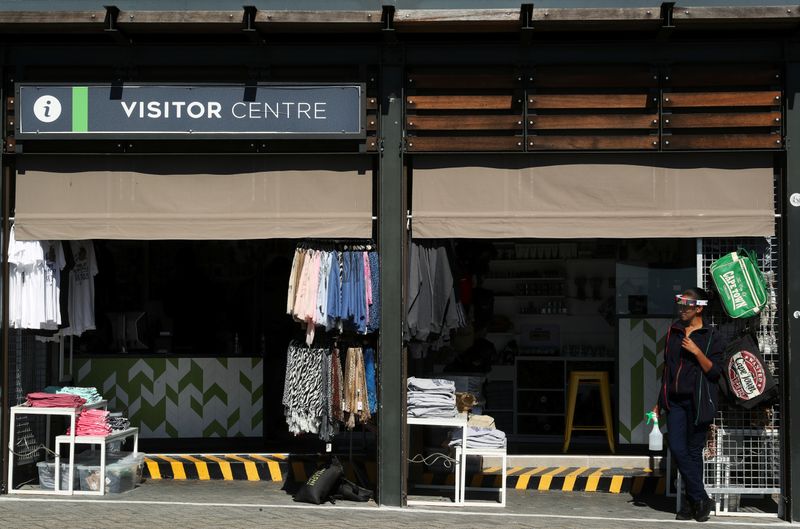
[[376, 43, 405, 507], [784, 61, 800, 522]]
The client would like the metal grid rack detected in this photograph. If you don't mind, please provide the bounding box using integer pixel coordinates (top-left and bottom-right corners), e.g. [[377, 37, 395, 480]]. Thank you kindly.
[[699, 236, 782, 516], [8, 330, 49, 467]]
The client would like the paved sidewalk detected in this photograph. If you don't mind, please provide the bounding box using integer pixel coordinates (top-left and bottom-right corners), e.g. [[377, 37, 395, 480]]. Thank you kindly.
[[0, 480, 789, 529]]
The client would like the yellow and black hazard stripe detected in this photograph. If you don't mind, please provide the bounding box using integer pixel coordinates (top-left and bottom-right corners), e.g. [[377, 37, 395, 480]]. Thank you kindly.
[[416, 467, 665, 494], [144, 454, 288, 482], [144, 454, 377, 487]]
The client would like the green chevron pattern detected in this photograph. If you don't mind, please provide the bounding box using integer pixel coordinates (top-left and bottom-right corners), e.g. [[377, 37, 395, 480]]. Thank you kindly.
[[75, 357, 263, 439], [618, 318, 671, 445]]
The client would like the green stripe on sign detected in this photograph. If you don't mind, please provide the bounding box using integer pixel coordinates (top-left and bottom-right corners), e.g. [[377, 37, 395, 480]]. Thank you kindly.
[[72, 86, 88, 132]]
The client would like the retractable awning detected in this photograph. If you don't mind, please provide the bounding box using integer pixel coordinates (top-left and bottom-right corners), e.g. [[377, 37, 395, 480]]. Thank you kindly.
[[14, 155, 373, 240], [411, 153, 775, 239]]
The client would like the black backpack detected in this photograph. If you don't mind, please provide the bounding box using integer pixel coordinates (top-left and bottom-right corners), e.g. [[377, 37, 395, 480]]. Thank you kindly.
[[718, 333, 778, 410]]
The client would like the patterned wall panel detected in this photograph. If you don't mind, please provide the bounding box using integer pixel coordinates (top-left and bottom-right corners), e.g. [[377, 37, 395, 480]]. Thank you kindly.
[[76, 357, 263, 438], [618, 318, 671, 445]]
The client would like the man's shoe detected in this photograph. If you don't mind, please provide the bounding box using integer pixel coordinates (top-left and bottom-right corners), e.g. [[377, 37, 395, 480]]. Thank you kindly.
[[694, 498, 714, 522], [675, 499, 694, 520]]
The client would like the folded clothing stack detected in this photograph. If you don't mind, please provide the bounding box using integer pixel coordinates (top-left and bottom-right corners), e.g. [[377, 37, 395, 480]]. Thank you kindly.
[[26, 392, 86, 409], [108, 416, 130, 432], [449, 426, 506, 449], [407, 377, 457, 418], [67, 409, 111, 436], [44, 386, 103, 405]]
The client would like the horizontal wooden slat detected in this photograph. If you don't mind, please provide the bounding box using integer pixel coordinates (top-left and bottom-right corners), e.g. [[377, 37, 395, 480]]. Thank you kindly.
[[528, 135, 658, 150], [117, 11, 244, 24], [0, 11, 106, 24], [406, 136, 524, 152], [663, 91, 781, 108], [667, 65, 781, 87], [533, 66, 657, 88], [663, 134, 782, 150], [672, 6, 800, 22], [254, 10, 382, 25], [408, 95, 519, 110], [395, 9, 519, 32], [664, 112, 782, 129], [528, 114, 658, 130], [407, 115, 523, 131], [532, 7, 661, 22], [528, 94, 651, 109], [408, 72, 519, 89]]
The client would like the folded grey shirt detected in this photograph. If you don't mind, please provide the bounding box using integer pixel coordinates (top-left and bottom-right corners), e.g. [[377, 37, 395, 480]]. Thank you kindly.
[[407, 377, 456, 393]]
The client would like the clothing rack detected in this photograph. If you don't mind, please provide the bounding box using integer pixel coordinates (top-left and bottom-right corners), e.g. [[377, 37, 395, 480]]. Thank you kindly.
[[295, 239, 377, 252]]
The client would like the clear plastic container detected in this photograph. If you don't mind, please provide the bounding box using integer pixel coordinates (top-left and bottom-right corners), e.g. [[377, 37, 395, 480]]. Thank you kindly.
[[78, 452, 145, 493], [36, 461, 80, 490]]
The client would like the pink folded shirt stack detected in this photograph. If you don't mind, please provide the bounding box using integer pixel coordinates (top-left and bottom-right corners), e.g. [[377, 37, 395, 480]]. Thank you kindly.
[[66, 409, 112, 437], [26, 392, 86, 408]]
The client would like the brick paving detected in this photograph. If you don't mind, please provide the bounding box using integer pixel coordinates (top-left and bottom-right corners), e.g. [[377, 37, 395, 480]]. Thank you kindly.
[[0, 480, 789, 529]]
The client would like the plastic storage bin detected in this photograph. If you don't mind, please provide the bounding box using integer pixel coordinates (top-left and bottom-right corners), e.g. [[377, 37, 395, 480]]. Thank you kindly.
[[36, 461, 81, 490], [78, 452, 145, 493]]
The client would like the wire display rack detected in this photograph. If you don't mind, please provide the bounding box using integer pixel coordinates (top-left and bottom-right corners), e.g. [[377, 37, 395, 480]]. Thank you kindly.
[[699, 236, 782, 516]]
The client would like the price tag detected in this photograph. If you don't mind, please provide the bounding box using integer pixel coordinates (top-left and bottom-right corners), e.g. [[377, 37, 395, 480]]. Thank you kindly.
[[325, 443, 332, 453], [357, 401, 363, 411]]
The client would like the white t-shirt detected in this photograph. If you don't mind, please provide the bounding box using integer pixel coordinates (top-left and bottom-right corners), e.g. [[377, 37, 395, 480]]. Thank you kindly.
[[64, 241, 99, 337], [41, 241, 66, 329], [8, 226, 46, 329]]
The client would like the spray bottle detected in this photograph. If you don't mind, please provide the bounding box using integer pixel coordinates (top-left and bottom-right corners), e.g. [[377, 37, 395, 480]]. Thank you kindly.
[[646, 411, 663, 451]]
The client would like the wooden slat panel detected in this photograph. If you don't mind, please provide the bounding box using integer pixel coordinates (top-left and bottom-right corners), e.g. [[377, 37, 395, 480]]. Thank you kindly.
[[395, 9, 519, 32], [528, 114, 658, 130], [527, 135, 658, 150], [664, 134, 782, 150], [254, 10, 382, 24], [664, 112, 782, 129], [663, 91, 781, 108], [533, 66, 657, 88], [528, 94, 650, 109], [672, 6, 800, 21], [0, 11, 106, 24], [117, 11, 244, 24], [407, 115, 523, 131], [667, 65, 781, 87], [408, 73, 519, 89], [408, 95, 518, 110], [406, 136, 524, 152], [532, 7, 660, 22]]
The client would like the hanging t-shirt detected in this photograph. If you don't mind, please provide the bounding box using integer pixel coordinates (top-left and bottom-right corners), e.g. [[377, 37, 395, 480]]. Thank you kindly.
[[41, 241, 66, 330], [8, 226, 46, 329], [63, 241, 99, 337]]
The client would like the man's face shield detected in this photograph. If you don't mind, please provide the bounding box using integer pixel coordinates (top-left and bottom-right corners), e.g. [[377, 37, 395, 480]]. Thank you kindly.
[[675, 294, 707, 313]]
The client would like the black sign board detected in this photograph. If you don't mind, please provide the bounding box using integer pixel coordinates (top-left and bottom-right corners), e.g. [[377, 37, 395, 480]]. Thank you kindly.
[[16, 83, 365, 139]]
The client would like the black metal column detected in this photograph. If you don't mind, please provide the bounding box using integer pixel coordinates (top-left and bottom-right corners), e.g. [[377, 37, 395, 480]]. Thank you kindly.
[[376, 45, 406, 507], [784, 60, 800, 521]]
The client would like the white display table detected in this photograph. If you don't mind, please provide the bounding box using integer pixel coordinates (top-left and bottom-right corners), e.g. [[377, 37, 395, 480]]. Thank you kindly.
[[7, 400, 107, 495], [453, 442, 507, 507], [54, 427, 139, 496], [407, 413, 469, 506]]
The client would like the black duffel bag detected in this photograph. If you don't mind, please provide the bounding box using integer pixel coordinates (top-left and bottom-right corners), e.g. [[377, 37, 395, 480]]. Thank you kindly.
[[293, 457, 344, 505]]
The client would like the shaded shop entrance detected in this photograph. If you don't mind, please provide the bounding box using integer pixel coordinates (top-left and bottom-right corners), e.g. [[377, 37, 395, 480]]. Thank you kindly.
[[405, 153, 778, 459], [7, 152, 380, 480]]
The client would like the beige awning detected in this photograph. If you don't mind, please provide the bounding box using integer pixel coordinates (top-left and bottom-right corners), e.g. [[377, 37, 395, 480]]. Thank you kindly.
[[411, 153, 775, 239], [15, 155, 373, 240]]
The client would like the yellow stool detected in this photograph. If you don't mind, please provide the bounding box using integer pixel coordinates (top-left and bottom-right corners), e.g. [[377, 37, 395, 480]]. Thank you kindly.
[[562, 370, 615, 454]]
